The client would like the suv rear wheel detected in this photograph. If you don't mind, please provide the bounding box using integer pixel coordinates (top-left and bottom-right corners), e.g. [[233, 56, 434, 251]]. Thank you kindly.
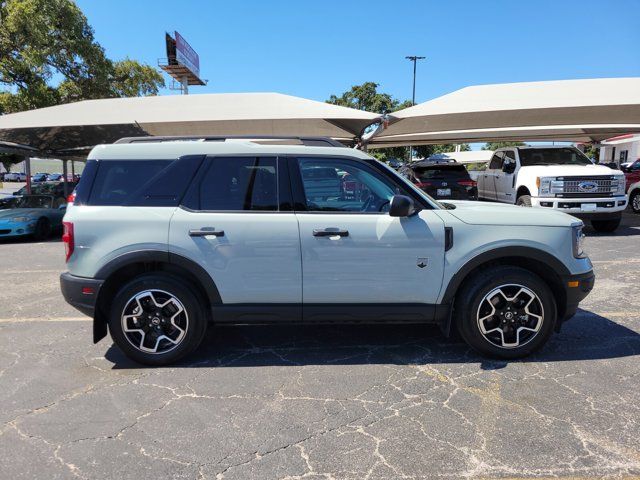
[[454, 266, 557, 359], [591, 218, 621, 233], [108, 274, 207, 366]]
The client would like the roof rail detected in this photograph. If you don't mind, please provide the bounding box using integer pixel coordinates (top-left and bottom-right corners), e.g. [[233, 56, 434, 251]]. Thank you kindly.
[[114, 135, 347, 148]]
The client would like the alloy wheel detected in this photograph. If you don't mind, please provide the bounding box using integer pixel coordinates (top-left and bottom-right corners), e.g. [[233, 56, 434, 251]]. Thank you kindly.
[[121, 289, 188, 354], [476, 284, 544, 349]]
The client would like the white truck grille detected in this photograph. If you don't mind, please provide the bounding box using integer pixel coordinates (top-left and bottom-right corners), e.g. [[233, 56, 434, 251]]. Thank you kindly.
[[557, 176, 618, 197]]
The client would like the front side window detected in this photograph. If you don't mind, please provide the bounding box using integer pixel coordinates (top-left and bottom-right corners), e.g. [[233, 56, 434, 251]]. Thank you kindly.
[[503, 150, 516, 163], [198, 157, 278, 211], [297, 158, 400, 213]]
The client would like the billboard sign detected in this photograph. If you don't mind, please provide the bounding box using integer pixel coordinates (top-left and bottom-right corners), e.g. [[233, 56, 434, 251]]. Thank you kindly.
[[174, 31, 200, 78]]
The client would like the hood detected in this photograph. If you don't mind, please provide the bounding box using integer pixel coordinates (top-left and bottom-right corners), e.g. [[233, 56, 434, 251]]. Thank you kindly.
[[440, 201, 580, 227], [521, 164, 623, 178], [0, 208, 40, 220]]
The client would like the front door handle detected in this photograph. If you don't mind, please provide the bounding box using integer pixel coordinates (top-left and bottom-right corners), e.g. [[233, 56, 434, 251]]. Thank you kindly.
[[189, 227, 225, 237], [313, 228, 349, 237]]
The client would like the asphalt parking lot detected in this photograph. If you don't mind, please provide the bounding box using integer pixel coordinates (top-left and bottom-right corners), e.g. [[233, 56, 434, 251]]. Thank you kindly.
[[0, 212, 639, 479]]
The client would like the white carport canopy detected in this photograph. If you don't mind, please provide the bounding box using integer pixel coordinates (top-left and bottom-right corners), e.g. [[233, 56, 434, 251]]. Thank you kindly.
[[0, 93, 381, 154], [371, 78, 640, 147]]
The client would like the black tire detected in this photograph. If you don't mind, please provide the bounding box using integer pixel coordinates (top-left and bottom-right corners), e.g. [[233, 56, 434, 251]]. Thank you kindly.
[[454, 266, 557, 359], [630, 190, 640, 214], [33, 217, 51, 241], [516, 195, 532, 207], [591, 218, 621, 233], [108, 273, 208, 366]]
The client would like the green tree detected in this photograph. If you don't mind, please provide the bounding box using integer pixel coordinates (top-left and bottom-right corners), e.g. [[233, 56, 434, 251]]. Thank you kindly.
[[327, 82, 470, 162], [581, 143, 600, 161], [0, 0, 165, 114], [482, 141, 525, 150]]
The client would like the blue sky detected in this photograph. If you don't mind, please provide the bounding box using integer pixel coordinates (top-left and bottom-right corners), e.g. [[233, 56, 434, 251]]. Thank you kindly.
[[77, 0, 640, 105]]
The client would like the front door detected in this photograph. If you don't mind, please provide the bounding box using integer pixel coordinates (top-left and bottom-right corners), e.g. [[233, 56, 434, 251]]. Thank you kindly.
[[169, 156, 302, 305], [291, 156, 445, 307]]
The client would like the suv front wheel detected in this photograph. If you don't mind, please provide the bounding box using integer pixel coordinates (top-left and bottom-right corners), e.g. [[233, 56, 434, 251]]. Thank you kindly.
[[454, 266, 557, 359], [108, 274, 208, 366]]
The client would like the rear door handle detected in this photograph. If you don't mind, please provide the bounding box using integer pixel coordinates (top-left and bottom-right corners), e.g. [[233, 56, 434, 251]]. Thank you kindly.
[[189, 228, 225, 237], [313, 228, 349, 237]]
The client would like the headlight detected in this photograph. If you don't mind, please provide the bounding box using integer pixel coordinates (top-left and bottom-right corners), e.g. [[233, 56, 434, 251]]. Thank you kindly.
[[572, 224, 586, 258], [11, 216, 31, 223], [612, 176, 625, 195], [537, 176, 564, 196]]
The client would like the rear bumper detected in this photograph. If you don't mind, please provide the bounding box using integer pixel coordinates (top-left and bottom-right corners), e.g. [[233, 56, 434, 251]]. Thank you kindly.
[[60, 272, 104, 317], [560, 270, 595, 323]]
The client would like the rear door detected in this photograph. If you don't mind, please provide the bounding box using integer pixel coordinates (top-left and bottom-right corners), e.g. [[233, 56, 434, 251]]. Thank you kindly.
[[481, 152, 504, 200], [495, 149, 517, 203], [169, 156, 302, 309]]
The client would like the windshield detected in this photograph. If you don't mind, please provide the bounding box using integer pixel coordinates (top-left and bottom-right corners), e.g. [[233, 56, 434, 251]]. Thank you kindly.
[[14, 195, 53, 209], [519, 148, 592, 166]]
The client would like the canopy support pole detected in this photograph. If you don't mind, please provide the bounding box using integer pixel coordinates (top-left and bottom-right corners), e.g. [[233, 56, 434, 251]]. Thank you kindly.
[[62, 159, 69, 199], [24, 156, 31, 194]]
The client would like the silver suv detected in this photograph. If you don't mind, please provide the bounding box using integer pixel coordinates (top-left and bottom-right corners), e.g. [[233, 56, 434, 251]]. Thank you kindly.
[[60, 137, 595, 365]]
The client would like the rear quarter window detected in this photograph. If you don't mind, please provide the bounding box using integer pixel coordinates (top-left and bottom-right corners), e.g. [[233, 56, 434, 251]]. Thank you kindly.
[[85, 156, 203, 206]]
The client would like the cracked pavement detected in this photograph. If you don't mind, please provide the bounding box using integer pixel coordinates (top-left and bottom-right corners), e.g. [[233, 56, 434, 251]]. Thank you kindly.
[[0, 213, 639, 479]]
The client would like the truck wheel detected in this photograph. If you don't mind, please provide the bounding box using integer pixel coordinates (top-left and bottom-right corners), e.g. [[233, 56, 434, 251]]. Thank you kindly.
[[631, 191, 640, 214], [591, 218, 621, 233], [108, 273, 208, 366], [454, 266, 556, 359], [516, 195, 532, 207]]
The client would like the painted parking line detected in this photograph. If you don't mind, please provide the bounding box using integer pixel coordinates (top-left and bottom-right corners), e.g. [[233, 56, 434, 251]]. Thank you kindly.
[[0, 316, 89, 323], [0, 310, 637, 324], [591, 259, 640, 265]]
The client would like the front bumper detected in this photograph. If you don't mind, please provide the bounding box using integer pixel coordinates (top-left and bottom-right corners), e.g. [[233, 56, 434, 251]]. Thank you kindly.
[[560, 270, 595, 323], [531, 195, 627, 219], [60, 272, 104, 317], [0, 220, 36, 237]]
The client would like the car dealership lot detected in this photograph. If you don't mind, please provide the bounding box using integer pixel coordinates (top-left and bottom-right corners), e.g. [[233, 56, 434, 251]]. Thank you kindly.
[[0, 214, 639, 479]]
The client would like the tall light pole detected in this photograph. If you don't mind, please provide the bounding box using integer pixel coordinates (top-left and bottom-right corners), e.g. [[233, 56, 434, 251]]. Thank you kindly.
[[405, 56, 425, 162], [405, 55, 425, 105]]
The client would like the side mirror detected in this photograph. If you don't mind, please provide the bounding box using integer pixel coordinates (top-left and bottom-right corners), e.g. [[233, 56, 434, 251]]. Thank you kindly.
[[502, 161, 516, 174], [389, 195, 416, 217]]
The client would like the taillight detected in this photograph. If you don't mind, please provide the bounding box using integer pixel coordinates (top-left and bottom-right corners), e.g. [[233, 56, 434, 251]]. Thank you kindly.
[[67, 191, 76, 203], [62, 222, 74, 262], [415, 181, 432, 188], [457, 180, 477, 187]]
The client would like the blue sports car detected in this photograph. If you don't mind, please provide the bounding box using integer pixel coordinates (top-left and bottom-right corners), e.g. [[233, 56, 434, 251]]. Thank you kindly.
[[0, 195, 66, 240]]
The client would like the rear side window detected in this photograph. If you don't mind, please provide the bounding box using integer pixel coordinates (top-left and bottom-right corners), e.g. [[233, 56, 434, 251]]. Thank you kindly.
[[488, 152, 504, 170], [197, 157, 279, 211], [86, 156, 203, 206]]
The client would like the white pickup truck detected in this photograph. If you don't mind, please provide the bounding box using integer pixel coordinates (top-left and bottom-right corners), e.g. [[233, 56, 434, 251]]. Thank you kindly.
[[477, 146, 627, 232]]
